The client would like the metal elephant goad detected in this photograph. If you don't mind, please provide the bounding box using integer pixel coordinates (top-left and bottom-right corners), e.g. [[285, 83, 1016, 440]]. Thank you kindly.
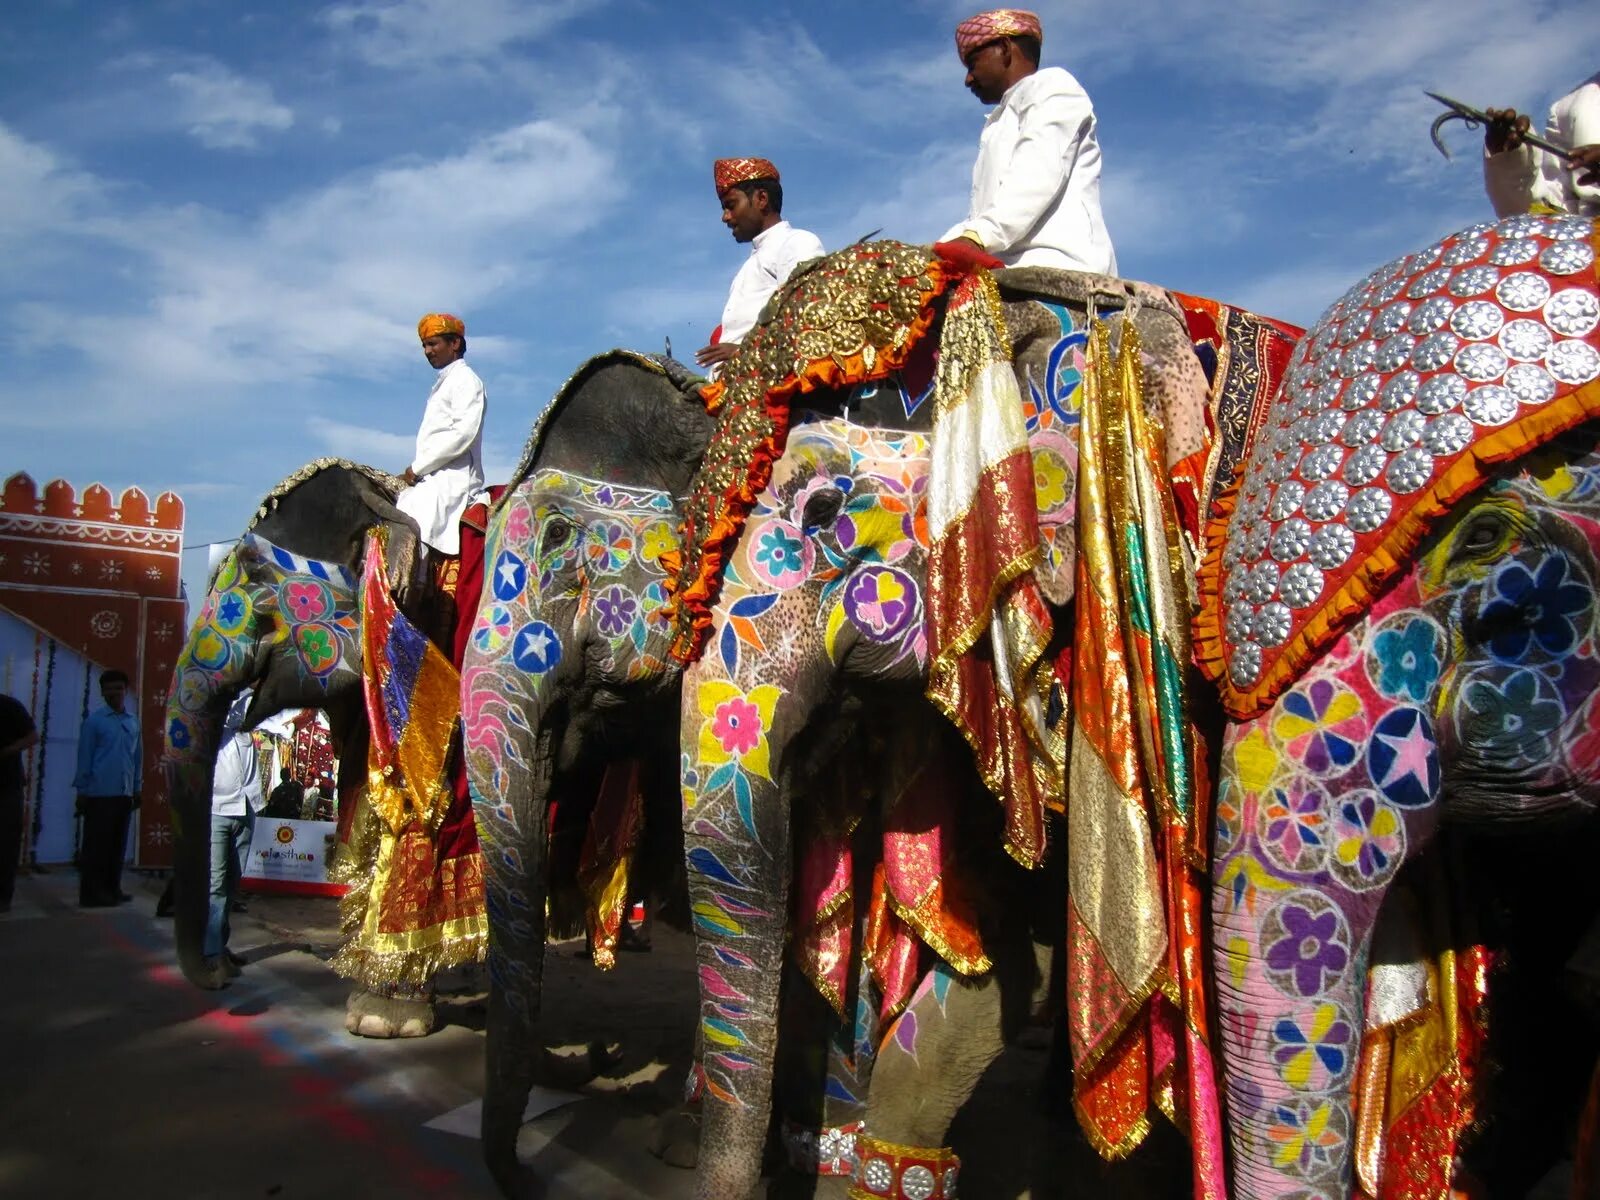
[[1199, 213, 1600, 1200]]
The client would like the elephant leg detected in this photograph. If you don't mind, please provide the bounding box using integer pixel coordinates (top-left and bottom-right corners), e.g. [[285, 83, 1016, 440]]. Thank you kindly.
[[865, 963, 1006, 1150], [345, 982, 437, 1039]]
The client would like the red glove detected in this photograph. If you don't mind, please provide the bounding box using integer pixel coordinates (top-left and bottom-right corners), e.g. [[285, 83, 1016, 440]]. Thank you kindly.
[[933, 238, 1005, 273]]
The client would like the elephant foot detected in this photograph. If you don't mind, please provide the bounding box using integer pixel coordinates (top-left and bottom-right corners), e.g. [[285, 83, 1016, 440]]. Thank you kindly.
[[191, 958, 234, 990], [648, 1103, 701, 1169], [344, 988, 437, 1039]]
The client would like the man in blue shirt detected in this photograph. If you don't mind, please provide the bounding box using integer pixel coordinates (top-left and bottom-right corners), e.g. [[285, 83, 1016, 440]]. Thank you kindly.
[[73, 668, 140, 907]]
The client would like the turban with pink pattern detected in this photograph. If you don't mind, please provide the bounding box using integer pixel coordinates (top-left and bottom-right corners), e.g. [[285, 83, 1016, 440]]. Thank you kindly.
[[954, 8, 1042, 61]]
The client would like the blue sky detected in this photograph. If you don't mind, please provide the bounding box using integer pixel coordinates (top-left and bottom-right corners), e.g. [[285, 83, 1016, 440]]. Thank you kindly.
[[3, 0, 1595, 606]]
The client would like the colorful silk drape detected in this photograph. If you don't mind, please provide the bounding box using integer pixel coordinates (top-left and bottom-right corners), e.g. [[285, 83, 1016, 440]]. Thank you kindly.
[[1067, 320, 1226, 1195]]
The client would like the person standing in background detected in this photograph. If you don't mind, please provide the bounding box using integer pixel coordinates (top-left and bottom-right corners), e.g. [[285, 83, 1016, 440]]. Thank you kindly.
[[73, 669, 139, 908], [207, 691, 264, 977], [0, 693, 39, 913]]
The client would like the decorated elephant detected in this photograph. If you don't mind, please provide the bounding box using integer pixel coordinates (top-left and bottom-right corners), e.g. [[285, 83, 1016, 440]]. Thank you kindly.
[[164, 459, 420, 996], [661, 245, 1224, 1199], [459, 350, 732, 1190], [1198, 212, 1600, 1198], [163, 352, 708, 1043]]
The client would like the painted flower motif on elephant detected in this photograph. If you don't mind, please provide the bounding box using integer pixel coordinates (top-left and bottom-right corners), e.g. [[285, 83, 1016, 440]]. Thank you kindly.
[[501, 495, 533, 545], [749, 521, 813, 591], [834, 473, 926, 562], [1327, 790, 1405, 891], [638, 520, 677, 573], [473, 604, 514, 656], [595, 585, 638, 639], [1365, 614, 1443, 703], [1459, 667, 1566, 765], [582, 520, 633, 576], [716, 593, 778, 679], [1022, 320, 1088, 429], [693, 680, 780, 842], [1256, 782, 1330, 875], [190, 625, 234, 673], [843, 567, 918, 642], [1032, 440, 1074, 518], [1262, 891, 1351, 999], [1269, 1000, 1354, 1092], [294, 623, 341, 677], [1481, 553, 1594, 663], [1270, 677, 1366, 777], [1263, 1097, 1347, 1179], [1364, 706, 1440, 809], [281, 578, 332, 623]]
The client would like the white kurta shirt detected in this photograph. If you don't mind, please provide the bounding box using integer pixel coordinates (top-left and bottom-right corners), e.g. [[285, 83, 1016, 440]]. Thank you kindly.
[[395, 357, 486, 556], [940, 67, 1118, 275], [1485, 72, 1600, 219], [718, 220, 827, 347], [212, 694, 264, 818]]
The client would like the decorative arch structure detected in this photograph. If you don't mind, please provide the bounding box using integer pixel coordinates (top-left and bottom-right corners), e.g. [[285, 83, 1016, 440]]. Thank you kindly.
[[0, 472, 185, 867]]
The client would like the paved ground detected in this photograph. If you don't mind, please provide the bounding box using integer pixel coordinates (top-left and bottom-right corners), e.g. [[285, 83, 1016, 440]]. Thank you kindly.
[[0, 868, 1192, 1200]]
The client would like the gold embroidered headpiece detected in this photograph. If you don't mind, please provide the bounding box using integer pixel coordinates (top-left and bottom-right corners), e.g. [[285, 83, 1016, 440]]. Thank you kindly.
[[714, 157, 780, 198]]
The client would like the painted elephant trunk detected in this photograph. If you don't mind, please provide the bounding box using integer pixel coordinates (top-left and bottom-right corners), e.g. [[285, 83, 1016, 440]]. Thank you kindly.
[[1211, 697, 1443, 1198], [163, 583, 266, 990], [462, 664, 554, 1193], [680, 685, 795, 1200]]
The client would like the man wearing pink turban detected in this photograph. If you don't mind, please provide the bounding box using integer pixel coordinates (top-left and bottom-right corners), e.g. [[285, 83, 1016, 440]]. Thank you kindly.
[[941, 9, 1117, 275]]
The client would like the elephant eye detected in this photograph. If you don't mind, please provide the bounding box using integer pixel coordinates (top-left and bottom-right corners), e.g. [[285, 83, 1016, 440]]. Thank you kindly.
[[541, 516, 575, 555], [1450, 508, 1510, 567], [800, 488, 845, 533]]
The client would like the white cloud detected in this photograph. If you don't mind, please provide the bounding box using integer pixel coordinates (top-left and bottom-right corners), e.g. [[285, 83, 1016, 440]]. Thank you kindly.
[[166, 61, 294, 150], [0, 125, 101, 251], [11, 113, 619, 416], [320, 0, 595, 68], [308, 415, 413, 463]]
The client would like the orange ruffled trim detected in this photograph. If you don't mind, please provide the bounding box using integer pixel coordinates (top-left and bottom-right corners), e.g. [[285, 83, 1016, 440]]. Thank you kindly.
[[663, 258, 954, 664], [1197, 228, 1600, 718], [1196, 375, 1600, 718]]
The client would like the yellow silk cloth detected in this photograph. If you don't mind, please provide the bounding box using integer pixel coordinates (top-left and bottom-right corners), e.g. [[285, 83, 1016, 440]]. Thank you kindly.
[[1065, 321, 1225, 1194], [575, 761, 644, 971], [330, 526, 487, 988], [924, 270, 1059, 867]]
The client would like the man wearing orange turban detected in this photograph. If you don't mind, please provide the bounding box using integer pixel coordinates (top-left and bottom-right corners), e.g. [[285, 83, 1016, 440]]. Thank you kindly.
[[696, 157, 825, 374], [941, 9, 1117, 274], [396, 313, 486, 558]]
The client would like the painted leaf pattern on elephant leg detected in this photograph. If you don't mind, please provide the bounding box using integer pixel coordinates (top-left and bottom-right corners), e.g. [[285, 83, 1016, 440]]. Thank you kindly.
[[680, 417, 933, 1111], [461, 469, 678, 1004], [1214, 432, 1600, 1200]]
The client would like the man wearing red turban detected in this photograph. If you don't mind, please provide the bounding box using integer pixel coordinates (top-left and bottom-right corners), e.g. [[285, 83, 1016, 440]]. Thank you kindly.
[[941, 9, 1117, 275], [396, 313, 486, 558], [696, 158, 826, 374]]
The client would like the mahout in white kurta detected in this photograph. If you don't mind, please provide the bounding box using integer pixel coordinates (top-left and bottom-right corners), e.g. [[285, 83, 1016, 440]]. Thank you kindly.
[[941, 66, 1118, 275], [717, 219, 827, 347], [395, 357, 485, 556]]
